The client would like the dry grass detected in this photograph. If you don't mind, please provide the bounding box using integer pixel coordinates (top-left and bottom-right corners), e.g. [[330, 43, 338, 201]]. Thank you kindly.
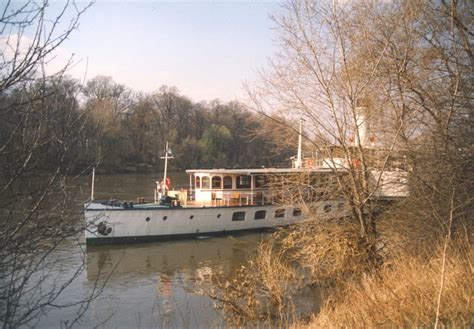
[[306, 207, 474, 328], [210, 217, 384, 327], [276, 218, 379, 283], [209, 241, 299, 327], [310, 243, 473, 328], [210, 212, 473, 328]]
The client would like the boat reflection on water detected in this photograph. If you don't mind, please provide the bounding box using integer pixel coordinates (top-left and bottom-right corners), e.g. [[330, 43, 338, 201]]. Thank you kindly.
[[84, 233, 265, 328], [86, 234, 261, 281]]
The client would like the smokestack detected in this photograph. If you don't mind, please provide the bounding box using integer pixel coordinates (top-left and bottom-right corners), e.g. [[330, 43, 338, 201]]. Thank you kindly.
[[355, 106, 370, 147]]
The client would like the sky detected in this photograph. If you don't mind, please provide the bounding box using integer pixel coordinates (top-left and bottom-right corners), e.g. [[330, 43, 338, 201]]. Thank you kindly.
[[38, 1, 283, 102]]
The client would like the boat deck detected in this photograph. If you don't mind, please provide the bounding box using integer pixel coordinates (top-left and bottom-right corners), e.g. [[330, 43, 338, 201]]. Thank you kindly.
[[86, 198, 273, 211]]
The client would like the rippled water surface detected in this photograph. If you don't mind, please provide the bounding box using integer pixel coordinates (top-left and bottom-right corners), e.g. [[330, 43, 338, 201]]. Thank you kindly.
[[34, 173, 266, 328]]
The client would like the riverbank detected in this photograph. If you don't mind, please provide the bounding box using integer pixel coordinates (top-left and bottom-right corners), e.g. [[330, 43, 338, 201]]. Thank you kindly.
[[211, 208, 473, 327]]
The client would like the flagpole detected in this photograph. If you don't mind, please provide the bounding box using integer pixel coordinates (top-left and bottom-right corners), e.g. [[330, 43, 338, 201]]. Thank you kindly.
[[163, 141, 169, 196]]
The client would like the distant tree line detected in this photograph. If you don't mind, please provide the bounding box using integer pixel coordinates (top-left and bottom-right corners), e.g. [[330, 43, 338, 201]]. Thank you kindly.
[[0, 75, 297, 175]]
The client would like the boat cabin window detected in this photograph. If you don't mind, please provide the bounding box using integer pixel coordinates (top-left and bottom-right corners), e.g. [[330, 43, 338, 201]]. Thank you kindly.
[[223, 176, 233, 189], [202, 176, 210, 189], [232, 211, 246, 221], [212, 176, 222, 189], [236, 175, 251, 189], [275, 209, 285, 218], [254, 210, 266, 220], [293, 208, 302, 216], [255, 175, 269, 188], [195, 176, 201, 189]]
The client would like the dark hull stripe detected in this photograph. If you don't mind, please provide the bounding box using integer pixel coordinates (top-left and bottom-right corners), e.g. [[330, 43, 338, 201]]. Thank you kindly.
[[86, 226, 278, 246]]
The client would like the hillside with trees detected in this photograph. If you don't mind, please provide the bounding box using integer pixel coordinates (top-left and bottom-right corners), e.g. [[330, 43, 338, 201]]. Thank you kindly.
[[1, 75, 298, 176]]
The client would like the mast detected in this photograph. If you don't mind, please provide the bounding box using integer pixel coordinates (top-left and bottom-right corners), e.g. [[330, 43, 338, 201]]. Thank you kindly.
[[160, 141, 173, 196], [90, 167, 95, 201]]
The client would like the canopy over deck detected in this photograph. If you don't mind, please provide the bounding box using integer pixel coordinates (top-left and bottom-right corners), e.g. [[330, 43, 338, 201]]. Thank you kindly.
[[185, 167, 334, 175]]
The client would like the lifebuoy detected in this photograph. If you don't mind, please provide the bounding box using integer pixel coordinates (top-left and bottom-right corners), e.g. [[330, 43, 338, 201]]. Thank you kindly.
[[97, 222, 111, 235]]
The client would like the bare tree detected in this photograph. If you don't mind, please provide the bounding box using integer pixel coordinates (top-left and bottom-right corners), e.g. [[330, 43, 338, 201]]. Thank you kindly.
[[376, 0, 473, 237], [0, 1, 99, 328], [247, 0, 472, 262], [213, 0, 472, 326], [247, 0, 412, 267]]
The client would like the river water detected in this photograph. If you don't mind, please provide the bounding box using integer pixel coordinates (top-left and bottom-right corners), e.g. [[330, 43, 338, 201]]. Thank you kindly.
[[34, 173, 266, 328]]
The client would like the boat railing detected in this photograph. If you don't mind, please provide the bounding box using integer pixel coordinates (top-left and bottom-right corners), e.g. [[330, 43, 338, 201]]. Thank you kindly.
[[211, 191, 269, 206], [169, 189, 273, 207]]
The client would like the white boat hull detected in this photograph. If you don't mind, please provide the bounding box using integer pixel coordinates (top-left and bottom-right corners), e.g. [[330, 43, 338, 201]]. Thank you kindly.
[[84, 201, 345, 245], [85, 204, 300, 245]]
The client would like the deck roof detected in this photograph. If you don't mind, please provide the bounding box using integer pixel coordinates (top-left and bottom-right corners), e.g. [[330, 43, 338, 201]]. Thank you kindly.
[[185, 167, 335, 175]]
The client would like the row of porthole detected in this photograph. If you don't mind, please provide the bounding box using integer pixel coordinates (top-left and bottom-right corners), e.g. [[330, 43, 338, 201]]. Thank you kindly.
[[144, 208, 304, 223], [232, 208, 302, 221], [323, 203, 345, 213], [146, 215, 190, 222]]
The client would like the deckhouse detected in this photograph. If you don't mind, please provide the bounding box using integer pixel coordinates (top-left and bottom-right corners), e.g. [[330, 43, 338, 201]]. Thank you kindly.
[[185, 168, 330, 206]]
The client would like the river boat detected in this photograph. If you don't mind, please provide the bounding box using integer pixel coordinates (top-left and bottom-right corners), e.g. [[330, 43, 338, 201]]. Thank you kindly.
[[84, 119, 409, 245], [84, 168, 346, 245]]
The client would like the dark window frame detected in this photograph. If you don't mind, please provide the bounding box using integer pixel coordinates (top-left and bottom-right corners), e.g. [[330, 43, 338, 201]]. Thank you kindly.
[[275, 208, 285, 218], [232, 211, 246, 221], [254, 175, 269, 188], [236, 175, 251, 189], [201, 176, 210, 189], [212, 176, 222, 189], [254, 210, 266, 220], [293, 208, 302, 216], [223, 176, 233, 189]]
